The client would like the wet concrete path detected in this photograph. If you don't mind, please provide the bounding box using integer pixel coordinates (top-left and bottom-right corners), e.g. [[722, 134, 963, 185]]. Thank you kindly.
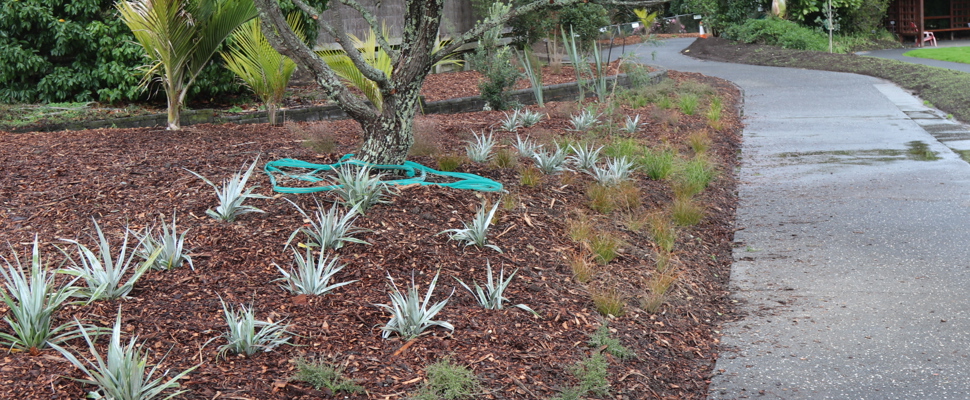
[[626, 39, 970, 399]]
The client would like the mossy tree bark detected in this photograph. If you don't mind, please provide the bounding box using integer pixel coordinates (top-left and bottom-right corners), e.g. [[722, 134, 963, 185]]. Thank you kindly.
[[254, 0, 666, 165]]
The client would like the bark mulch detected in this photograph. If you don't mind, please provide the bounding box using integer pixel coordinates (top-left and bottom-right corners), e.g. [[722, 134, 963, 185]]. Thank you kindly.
[[0, 67, 742, 399]]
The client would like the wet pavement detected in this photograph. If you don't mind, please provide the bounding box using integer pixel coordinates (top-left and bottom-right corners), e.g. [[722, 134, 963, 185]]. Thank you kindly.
[[624, 38, 970, 399]]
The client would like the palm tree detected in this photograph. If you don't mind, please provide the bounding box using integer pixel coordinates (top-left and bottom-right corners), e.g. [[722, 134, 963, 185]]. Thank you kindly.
[[117, 0, 258, 130], [222, 14, 306, 125]]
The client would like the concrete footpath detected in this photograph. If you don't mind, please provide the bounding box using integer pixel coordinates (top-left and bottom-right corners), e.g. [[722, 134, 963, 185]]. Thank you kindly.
[[630, 38, 970, 399]]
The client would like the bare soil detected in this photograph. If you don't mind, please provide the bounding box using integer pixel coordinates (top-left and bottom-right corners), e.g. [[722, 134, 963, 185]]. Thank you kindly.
[[0, 64, 742, 399]]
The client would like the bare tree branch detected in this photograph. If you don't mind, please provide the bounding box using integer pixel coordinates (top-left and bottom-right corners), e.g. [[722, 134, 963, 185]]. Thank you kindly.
[[337, 0, 399, 60], [327, 0, 393, 88]]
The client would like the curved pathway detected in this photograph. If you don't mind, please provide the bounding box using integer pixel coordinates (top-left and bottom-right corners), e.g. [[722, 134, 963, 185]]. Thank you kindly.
[[627, 38, 970, 399]]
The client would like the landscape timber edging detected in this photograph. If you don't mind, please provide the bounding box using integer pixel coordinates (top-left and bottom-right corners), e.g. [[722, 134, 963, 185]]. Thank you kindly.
[[14, 67, 667, 133]]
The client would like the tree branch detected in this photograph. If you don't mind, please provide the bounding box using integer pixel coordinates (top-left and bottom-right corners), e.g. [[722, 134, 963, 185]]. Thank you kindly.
[[326, 0, 393, 88], [337, 0, 399, 60], [253, 0, 376, 120]]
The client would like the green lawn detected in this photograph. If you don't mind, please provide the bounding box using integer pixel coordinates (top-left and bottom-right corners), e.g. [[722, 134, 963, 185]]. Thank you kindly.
[[904, 46, 970, 64]]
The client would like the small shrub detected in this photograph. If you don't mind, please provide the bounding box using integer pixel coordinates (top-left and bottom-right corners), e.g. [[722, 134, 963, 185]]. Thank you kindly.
[[569, 352, 610, 396], [514, 135, 542, 158], [533, 144, 571, 175], [622, 63, 653, 88], [376, 271, 454, 340], [724, 17, 829, 52], [569, 109, 601, 132], [436, 154, 464, 172], [588, 323, 635, 360], [186, 157, 269, 222], [589, 233, 622, 265], [671, 196, 705, 226], [131, 213, 193, 271], [293, 356, 364, 394], [412, 357, 481, 400], [285, 199, 369, 251], [568, 143, 604, 171], [591, 286, 625, 317]]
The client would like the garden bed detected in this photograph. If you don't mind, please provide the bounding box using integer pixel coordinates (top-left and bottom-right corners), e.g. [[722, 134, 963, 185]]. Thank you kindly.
[[0, 69, 741, 399]]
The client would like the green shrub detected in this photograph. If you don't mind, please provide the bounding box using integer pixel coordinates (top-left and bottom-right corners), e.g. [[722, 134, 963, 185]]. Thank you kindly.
[[293, 356, 364, 394], [724, 17, 829, 51], [413, 357, 481, 400]]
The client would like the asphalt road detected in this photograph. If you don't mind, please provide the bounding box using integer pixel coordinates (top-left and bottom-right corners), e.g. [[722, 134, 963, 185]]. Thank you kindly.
[[627, 38, 970, 399]]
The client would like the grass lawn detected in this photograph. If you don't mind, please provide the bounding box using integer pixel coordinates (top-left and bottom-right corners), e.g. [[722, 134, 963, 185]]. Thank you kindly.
[[904, 46, 970, 64]]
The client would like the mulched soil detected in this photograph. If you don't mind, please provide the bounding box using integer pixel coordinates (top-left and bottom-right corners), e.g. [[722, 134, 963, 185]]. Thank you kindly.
[[0, 61, 742, 398]]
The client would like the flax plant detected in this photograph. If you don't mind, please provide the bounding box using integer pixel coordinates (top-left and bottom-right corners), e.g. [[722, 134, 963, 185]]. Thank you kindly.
[[455, 261, 534, 313], [376, 271, 454, 340], [133, 212, 193, 271], [276, 247, 357, 296], [218, 299, 292, 357], [285, 198, 368, 251], [0, 237, 81, 352], [439, 201, 502, 252], [117, 0, 257, 130], [187, 157, 269, 222], [50, 309, 198, 400], [59, 220, 161, 301]]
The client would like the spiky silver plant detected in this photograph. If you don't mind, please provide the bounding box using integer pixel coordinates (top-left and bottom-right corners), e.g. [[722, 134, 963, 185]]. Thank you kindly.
[[514, 135, 542, 158], [218, 299, 292, 357], [622, 114, 644, 134], [59, 219, 160, 301], [439, 201, 502, 252], [285, 198, 369, 251], [455, 261, 535, 314], [331, 164, 390, 213], [569, 109, 601, 132], [186, 157, 269, 222], [376, 271, 454, 340], [568, 143, 604, 170], [465, 130, 496, 163], [532, 143, 571, 175], [498, 110, 523, 132], [132, 212, 193, 271], [588, 156, 637, 186], [517, 109, 544, 127], [275, 247, 357, 296]]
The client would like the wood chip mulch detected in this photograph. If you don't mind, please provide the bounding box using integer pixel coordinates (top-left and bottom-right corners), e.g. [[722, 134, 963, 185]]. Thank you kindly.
[[0, 69, 742, 399]]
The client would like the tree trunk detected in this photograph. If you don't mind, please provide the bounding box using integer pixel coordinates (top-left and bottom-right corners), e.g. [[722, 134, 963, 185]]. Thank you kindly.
[[354, 85, 422, 166], [267, 102, 278, 125], [167, 92, 181, 131]]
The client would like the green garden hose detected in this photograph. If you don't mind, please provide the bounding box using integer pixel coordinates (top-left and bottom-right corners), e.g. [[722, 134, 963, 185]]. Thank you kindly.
[[263, 154, 503, 193]]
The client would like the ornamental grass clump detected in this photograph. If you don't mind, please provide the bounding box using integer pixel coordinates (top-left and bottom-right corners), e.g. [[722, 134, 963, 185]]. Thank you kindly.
[[639, 146, 676, 180], [455, 261, 534, 313], [465, 130, 496, 163], [218, 300, 292, 358], [439, 201, 502, 252], [50, 309, 198, 400], [186, 157, 269, 222], [132, 212, 193, 271], [0, 237, 81, 353], [276, 247, 356, 296], [376, 271, 454, 340], [59, 219, 159, 301], [285, 198, 368, 251], [672, 156, 717, 198]]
